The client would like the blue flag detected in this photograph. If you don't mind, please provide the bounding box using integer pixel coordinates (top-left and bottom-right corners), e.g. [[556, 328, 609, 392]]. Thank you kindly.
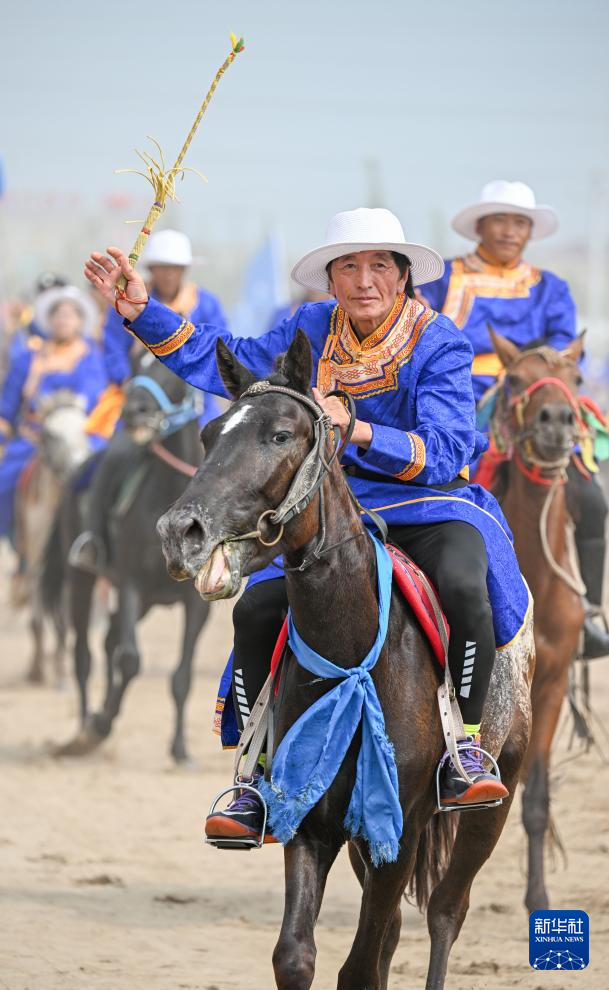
[[232, 233, 287, 338]]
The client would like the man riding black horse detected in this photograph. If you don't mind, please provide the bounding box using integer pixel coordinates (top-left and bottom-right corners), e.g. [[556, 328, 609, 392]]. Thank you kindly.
[[84, 207, 533, 844]]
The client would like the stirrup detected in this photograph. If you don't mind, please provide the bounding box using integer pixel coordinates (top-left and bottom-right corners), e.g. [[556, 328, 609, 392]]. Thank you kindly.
[[205, 783, 269, 850], [435, 742, 504, 814], [578, 603, 609, 661], [68, 531, 106, 574]]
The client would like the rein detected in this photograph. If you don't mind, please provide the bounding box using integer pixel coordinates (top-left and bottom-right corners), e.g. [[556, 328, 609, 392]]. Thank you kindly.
[[224, 381, 385, 570], [150, 441, 198, 477]]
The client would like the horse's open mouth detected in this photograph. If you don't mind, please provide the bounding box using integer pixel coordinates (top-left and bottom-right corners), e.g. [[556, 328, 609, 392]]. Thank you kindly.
[[194, 541, 245, 601], [127, 424, 158, 446]]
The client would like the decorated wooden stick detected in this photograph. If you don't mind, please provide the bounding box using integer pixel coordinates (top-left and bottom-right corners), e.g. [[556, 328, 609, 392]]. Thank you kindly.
[[115, 33, 245, 296]]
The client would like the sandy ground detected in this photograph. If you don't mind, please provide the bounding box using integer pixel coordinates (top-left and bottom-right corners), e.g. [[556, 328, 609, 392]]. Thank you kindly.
[[1, 576, 609, 990]]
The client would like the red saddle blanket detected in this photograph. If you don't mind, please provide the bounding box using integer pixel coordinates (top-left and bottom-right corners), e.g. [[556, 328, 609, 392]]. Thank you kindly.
[[270, 544, 448, 675]]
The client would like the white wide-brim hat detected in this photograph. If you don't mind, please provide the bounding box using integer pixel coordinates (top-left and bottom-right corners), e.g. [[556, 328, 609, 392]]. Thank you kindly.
[[291, 208, 444, 292], [140, 228, 203, 267], [452, 180, 559, 241], [34, 285, 98, 337]]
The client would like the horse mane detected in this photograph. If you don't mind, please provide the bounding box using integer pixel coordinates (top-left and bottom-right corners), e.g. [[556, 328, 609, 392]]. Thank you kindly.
[[512, 340, 575, 371], [36, 389, 87, 418]]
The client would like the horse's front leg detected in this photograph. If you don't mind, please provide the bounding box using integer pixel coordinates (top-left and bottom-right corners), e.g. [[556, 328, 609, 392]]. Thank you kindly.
[[273, 831, 341, 990], [337, 830, 419, 990], [348, 841, 402, 990], [27, 595, 45, 684], [170, 592, 209, 763], [93, 583, 143, 738]]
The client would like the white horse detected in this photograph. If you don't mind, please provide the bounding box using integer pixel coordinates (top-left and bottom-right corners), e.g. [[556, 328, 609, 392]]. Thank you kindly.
[[14, 390, 92, 684]]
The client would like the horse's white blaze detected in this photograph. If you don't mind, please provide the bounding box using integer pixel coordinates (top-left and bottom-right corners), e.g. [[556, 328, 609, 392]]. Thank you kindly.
[[220, 403, 253, 435]]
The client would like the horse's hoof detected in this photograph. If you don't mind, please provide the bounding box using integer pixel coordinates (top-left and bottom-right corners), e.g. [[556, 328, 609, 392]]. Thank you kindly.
[[52, 724, 105, 757], [26, 668, 45, 686], [525, 893, 550, 914], [170, 746, 193, 767], [171, 755, 198, 772]]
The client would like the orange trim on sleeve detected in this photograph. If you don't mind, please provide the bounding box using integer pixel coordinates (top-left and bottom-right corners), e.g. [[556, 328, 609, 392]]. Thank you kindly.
[[147, 319, 196, 358], [395, 432, 426, 481]]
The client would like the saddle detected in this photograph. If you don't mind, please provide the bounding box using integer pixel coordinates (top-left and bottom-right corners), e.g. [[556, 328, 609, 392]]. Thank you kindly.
[[269, 544, 449, 680]]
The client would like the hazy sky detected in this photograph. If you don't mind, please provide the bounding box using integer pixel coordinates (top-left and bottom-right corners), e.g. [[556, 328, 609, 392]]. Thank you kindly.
[[2, 0, 609, 262]]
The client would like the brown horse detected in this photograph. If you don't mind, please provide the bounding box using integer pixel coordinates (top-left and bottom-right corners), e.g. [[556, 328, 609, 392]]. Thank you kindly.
[[156, 331, 534, 990], [486, 331, 586, 912]]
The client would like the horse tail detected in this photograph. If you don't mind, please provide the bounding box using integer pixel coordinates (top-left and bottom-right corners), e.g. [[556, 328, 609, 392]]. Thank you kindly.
[[407, 813, 459, 912], [40, 509, 65, 614]]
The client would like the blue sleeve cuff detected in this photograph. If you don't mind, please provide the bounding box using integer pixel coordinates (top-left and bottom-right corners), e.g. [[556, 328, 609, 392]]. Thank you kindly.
[[360, 423, 426, 481], [128, 297, 195, 355]]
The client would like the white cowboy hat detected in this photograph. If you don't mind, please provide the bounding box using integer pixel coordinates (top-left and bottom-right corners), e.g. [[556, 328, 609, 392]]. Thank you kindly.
[[34, 285, 98, 338], [140, 229, 206, 267], [291, 208, 444, 292], [451, 180, 559, 241]]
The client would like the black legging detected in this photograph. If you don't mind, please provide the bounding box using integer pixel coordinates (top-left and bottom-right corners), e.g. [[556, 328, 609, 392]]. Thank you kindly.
[[231, 520, 494, 731], [566, 462, 609, 606]]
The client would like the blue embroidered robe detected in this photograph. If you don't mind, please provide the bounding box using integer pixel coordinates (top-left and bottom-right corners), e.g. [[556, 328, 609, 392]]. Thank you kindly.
[[126, 292, 529, 651], [421, 251, 577, 403], [0, 341, 107, 536]]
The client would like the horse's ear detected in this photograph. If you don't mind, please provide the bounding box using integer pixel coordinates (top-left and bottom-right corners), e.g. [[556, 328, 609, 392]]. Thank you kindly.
[[562, 330, 586, 364], [488, 323, 520, 369], [215, 339, 256, 399], [282, 329, 313, 394]]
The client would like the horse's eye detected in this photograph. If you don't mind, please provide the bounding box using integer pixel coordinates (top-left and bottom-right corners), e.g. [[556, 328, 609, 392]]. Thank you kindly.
[[273, 431, 293, 445], [507, 373, 523, 390], [575, 373, 583, 387]]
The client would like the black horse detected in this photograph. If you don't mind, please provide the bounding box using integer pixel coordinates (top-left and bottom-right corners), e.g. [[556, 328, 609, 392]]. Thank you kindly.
[[156, 331, 535, 989], [44, 349, 211, 763]]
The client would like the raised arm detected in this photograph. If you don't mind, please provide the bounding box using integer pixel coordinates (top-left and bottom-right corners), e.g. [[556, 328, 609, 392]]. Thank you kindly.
[[84, 247, 298, 397]]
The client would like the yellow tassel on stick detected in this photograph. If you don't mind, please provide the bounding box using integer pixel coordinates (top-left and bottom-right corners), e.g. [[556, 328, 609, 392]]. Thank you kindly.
[[116, 34, 245, 295]]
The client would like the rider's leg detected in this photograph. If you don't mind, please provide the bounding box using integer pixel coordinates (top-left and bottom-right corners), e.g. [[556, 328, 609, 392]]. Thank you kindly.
[[388, 520, 507, 806], [70, 431, 145, 573], [566, 462, 609, 658], [231, 577, 288, 730], [205, 576, 287, 842]]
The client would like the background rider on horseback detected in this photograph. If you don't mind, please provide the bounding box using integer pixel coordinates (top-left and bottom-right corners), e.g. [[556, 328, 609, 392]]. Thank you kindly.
[[419, 180, 609, 659]]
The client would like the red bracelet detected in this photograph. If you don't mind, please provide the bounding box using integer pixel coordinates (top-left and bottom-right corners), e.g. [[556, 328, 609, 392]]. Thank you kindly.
[[114, 286, 149, 317]]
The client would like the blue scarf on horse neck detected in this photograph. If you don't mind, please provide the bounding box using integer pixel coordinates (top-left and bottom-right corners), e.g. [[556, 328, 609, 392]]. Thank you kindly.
[[258, 536, 403, 867]]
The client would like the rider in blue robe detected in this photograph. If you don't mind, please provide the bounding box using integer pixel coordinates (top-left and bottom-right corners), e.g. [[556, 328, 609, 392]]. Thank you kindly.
[[420, 180, 608, 658], [126, 291, 528, 645], [421, 254, 575, 404], [85, 209, 531, 831], [70, 233, 227, 572], [0, 322, 106, 538]]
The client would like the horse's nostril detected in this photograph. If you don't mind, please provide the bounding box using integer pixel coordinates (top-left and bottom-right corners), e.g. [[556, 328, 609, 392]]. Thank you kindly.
[[539, 408, 551, 423], [183, 518, 204, 545]]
